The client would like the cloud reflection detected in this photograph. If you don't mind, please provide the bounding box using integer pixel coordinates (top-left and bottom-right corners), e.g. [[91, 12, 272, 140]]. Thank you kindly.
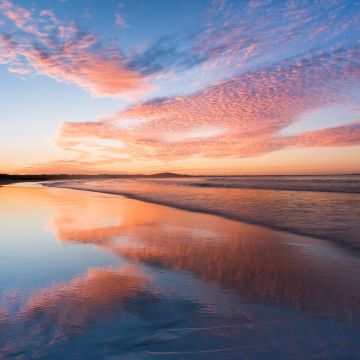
[[48, 186, 360, 322], [1, 185, 359, 358]]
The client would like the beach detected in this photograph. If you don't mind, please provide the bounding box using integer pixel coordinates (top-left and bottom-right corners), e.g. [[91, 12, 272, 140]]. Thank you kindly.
[[0, 183, 359, 359], [49, 176, 360, 251]]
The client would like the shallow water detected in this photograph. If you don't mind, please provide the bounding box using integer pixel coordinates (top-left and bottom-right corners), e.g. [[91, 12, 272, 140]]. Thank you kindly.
[[53, 176, 360, 251], [0, 184, 359, 359]]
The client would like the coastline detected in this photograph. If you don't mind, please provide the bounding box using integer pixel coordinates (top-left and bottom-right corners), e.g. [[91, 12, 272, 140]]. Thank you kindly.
[[0, 180, 18, 186], [1, 183, 359, 358], [46, 181, 360, 254]]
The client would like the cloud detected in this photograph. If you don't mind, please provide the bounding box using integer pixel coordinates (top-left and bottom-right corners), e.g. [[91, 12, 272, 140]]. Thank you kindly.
[[115, 13, 128, 28], [0, 0, 147, 97], [287, 122, 360, 148], [3, 0, 360, 173], [1, 0, 358, 98], [127, 0, 360, 78], [53, 45, 360, 165], [127, 35, 209, 75]]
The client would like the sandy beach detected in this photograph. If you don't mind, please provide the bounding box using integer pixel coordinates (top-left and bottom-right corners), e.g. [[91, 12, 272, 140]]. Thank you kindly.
[[49, 176, 360, 252], [0, 183, 359, 359]]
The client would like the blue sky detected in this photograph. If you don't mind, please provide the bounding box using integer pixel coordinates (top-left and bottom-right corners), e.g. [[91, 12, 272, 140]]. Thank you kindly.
[[0, 0, 359, 174]]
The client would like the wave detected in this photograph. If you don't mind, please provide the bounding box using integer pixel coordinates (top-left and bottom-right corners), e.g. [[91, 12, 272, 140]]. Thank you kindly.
[[150, 176, 360, 194], [45, 180, 360, 254], [188, 182, 360, 193]]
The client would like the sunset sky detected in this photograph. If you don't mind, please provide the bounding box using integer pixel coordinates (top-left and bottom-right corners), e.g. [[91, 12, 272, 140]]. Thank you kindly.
[[1, 0, 359, 175]]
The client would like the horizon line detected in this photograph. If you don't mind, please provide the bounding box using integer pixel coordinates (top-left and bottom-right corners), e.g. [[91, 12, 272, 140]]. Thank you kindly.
[[1, 172, 359, 178]]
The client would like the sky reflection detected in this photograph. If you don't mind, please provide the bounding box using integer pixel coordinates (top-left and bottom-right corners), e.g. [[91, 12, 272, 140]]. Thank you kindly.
[[0, 185, 359, 359]]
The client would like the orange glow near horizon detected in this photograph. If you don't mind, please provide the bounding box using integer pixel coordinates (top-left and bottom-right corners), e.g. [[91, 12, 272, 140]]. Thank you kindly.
[[0, 0, 359, 174]]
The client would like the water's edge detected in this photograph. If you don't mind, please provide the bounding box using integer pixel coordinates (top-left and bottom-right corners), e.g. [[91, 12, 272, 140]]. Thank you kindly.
[[46, 182, 359, 255]]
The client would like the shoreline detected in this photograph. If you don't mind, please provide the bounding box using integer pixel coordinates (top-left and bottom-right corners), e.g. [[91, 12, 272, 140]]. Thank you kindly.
[[45, 181, 359, 255], [0, 180, 18, 186], [1, 184, 359, 357]]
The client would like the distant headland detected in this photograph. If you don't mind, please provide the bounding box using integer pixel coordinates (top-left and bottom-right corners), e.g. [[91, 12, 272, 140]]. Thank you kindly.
[[1, 172, 359, 186], [0, 172, 192, 185]]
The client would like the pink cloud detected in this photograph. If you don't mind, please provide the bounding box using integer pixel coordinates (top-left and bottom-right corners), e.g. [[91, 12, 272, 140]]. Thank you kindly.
[[25, 47, 146, 97], [287, 122, 360, 148], [52, 45, 360, 166], [0, 0, 147, 97], [2, 0, 359, 173]]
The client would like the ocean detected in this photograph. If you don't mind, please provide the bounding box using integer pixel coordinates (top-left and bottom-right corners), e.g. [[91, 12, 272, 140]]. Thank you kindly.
[[53, 175, 360, 252]]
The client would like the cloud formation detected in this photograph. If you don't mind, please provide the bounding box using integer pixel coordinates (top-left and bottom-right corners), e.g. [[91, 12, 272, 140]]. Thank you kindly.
[[128, 0, 359, 78], [2, 0, 358, 97], [2, 0, 359, 173], [0, 0, 146, 97], [55, 45, 360, 165]]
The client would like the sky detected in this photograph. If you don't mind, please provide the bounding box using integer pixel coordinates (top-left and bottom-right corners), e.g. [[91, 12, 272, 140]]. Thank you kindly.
[[0, 0, 359, 175]]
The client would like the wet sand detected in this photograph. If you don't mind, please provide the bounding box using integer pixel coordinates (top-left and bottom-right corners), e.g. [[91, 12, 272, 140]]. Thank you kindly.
[[47, 177, 360, 252], [0, 184, 359, 359]]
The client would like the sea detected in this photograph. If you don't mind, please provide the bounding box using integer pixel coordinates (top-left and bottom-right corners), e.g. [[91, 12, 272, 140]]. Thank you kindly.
[[53, 175, 360, 252]]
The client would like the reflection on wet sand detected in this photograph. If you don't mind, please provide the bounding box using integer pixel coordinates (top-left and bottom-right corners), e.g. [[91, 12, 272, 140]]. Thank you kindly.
[[1, 185, 359, 359], [22, 265, 147, 324], [0, 266, 150, 359], [52, 188, 360, 323]]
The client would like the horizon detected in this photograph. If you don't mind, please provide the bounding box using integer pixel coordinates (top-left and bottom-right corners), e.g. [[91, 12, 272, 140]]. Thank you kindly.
[[1, 171, 360, 178], [1, 0, 360, 174]]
